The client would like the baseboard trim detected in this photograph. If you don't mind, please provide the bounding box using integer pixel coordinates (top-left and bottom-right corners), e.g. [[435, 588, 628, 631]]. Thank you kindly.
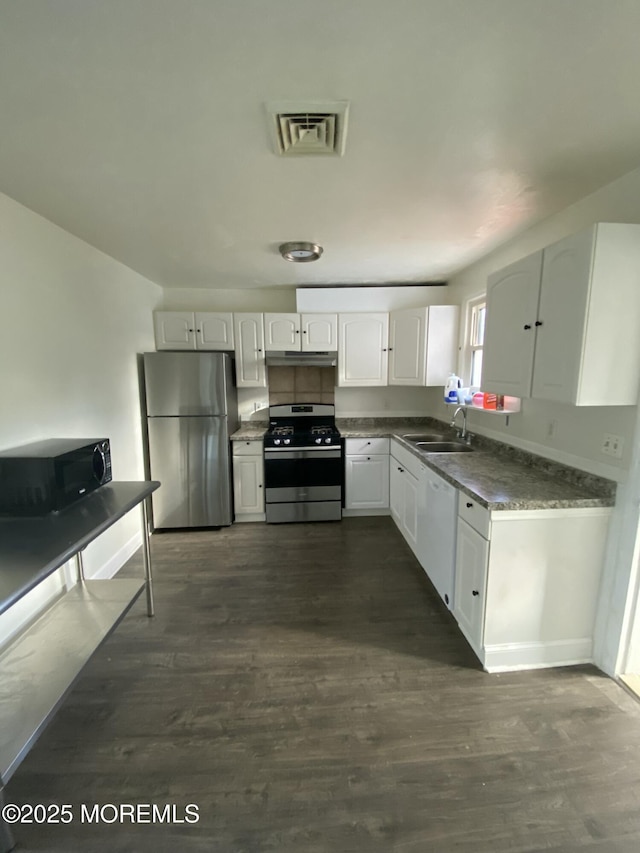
[[89, 531, 143, 580], [483, 637, 594, 673], [342, 508, 391, 517]]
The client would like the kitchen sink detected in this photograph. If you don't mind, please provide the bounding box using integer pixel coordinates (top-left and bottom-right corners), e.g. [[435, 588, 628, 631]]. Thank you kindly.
[[402, 433, 449, 443], [415, 441, 474, 453]]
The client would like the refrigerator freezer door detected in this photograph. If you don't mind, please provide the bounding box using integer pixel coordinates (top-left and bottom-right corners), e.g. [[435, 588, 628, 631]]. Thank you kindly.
[[147, 416, 232, 528], [144, 352, 230, 416]]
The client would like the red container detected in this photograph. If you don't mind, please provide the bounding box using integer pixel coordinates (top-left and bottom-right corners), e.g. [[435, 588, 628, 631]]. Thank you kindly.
[[483, 393, 497, 410]]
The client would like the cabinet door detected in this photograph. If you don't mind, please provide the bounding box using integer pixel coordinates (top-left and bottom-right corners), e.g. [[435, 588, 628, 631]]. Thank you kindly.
[[389, 457, 404, 528], [482, 252, 543, 397], [264, 313, 301, 350], [338, 313, 389, 386], [453, 518, 488, 652], [234, 314, 266, 387], [531, 229, 593, 404], [402, 467, 419, 554], [233, 455, 264, 514], [345, 455, 389, 510], [196, 312, 234, 350], [388, 308, 426, 386], [301, 313, 337, 351], [154, 312, 196, 350]]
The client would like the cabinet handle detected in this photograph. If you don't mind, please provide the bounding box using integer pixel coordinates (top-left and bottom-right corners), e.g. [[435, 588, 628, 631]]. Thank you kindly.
[[258, 484, 263, 488], [367, 457, 371, 461], [246, 441, 250, 445], [258, 348, 263, 352], [535, 320, 543, 327], [389, 347, 394, 351], [466, 502, 473, 508], [523, 324, 531, 330], [382, 348, 387, 352], [472, 590, 479, 597], [398, 467, 404, 472], [295, 330, 300, 334], [366, 441, 371, 445], [303, 330, 307, 334]]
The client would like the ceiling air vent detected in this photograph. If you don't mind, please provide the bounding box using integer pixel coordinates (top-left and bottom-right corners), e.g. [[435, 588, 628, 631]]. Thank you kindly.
[[266, 101, 349, 156]]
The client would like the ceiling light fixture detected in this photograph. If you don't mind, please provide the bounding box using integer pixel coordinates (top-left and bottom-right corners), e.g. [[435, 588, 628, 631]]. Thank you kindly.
[[279, 242, 323, 263]]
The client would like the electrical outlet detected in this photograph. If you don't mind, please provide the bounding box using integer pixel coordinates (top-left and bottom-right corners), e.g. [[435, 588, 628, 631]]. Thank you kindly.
[[611, 434, 624, 459], [602, 433, 624, 458], [546, 419, 557, 439]]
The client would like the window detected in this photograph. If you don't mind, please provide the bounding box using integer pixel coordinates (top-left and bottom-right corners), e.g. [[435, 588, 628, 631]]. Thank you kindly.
[[467, 296, 486, 388]]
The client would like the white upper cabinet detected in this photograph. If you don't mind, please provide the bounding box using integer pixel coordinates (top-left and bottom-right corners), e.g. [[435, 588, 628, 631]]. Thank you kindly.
[[388, 306, 459, 386], [197, 312, 234, 350], [338, 313, 389, 386], [233, 313, 266, 388], [264, 313, 301, 350], [154, 311, 234, 351], [301, 313, 337, 351], [481, 253, 543, 398], [264, 312, 337, 351], [482, 223, 640, 406], [154, 311, 195, 350]]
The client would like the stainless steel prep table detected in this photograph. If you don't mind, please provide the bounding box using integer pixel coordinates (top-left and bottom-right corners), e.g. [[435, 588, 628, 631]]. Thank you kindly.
[[0, 480, 159, 853]]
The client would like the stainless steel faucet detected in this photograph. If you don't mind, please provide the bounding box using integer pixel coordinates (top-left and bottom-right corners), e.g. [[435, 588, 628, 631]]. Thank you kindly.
[[450, 405, 468, 440]]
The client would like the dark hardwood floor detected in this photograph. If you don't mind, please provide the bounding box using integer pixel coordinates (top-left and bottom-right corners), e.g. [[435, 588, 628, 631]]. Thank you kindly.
[[6, 517, 640, 852]]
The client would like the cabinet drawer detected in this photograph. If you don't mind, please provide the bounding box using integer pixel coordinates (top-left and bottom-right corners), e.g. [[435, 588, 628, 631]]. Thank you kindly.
[[390, 438, 423, 479], [458, 493, 491, 539], [232, 440, 264, 456], [345, 437, 389, 455]]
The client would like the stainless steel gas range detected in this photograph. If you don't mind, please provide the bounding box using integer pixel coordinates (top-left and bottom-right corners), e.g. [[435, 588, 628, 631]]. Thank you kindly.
[[263, 403, 343, 523]]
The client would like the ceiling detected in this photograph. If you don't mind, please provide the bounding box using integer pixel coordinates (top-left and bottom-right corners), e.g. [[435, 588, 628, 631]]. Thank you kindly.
[[2, 1, 640, 290]]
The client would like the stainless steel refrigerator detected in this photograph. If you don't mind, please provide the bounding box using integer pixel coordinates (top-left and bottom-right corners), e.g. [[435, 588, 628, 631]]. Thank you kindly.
[[143, 352, 238, 529]]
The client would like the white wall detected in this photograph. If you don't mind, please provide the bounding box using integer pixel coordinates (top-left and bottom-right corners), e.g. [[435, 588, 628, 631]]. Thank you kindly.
[[161, 286, 297, 312], [439, 165, 640, 482], [335, 386, 432, 418], [296, 285, 449, 312], [0, 192, 162, 645]]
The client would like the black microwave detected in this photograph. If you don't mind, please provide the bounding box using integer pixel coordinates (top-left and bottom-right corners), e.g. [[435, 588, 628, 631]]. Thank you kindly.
[[0, 438, 112, 516]]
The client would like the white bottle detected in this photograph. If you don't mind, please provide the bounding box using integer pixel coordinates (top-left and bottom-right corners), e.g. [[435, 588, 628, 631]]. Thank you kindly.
[[444, 373, 461, 404]]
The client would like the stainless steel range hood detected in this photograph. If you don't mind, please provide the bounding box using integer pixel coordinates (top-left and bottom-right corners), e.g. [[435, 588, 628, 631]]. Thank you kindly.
[[265, 350, 338, 367]]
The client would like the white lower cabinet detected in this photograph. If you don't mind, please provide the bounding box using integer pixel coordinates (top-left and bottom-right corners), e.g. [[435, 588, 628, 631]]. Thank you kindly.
[[390, 439, 421, 555], [453, 495, 611, 672], [344, 438, 389, 514], [232, 441, 264, 521], [453, 518, 488, 650]]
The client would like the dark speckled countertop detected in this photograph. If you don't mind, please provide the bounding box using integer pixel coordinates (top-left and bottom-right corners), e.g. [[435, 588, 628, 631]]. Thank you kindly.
[[337, 418, 616, 511]]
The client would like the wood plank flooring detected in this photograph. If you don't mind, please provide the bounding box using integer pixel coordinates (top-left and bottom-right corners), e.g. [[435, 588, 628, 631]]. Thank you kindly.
[[6, 517, 640, 852]]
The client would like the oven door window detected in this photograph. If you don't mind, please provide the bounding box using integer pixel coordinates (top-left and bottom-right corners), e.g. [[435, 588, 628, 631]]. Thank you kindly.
[[264, 451, 342, 492]]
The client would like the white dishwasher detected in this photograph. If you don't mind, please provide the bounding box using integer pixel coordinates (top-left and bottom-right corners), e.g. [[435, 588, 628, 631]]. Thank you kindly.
[[417, 466, 458, 609]]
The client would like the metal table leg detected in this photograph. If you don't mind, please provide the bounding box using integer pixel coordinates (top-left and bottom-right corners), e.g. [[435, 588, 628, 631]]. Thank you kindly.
[[75, 550, 85, 584], [0, 779, 16, 853], [141, 499, 154, 617]]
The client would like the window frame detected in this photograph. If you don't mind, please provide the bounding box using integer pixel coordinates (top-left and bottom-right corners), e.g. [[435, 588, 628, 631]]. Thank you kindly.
[[462, 294, 486, 388]]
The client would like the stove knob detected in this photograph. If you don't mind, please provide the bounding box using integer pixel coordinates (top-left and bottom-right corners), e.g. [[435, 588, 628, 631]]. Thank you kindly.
[[315, 437, 322, 444], [274, 438, 281, 445], [324, 437, 332, 444], [284, 438, 291, 445]]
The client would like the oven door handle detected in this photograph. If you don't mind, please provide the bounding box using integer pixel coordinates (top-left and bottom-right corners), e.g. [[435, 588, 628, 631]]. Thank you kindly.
[[264, 448, 342, 459]]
